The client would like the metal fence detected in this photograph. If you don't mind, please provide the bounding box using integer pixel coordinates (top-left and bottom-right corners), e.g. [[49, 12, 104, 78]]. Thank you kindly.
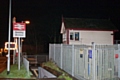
[[49, 43, 119, 80], [118, 45, 120, 78]]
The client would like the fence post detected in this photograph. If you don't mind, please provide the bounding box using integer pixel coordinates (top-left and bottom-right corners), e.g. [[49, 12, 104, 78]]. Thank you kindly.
[[72, 44, 75, 76], [49, 44, 51, 60], [54, 44, 55, 61], [60, 44, 63, 69], [118, 44, 120, 78], [92, 42, 96, 80]]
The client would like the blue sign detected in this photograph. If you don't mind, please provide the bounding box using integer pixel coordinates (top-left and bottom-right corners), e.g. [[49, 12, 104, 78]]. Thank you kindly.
[[88, 50, 92, 59], [80, 54, 83, 58]]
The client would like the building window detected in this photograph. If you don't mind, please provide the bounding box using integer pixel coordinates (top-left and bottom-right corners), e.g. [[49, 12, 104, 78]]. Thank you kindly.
[[75, 32, 79, 41], [70, 32, 74, 40]]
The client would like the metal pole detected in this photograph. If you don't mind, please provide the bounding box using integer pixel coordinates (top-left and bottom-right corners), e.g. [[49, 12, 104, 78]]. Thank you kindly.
[[92, 42, 96, 80], [13, 38, 17, 64], [18, 37, 21, 70], [13, 38, 15, 64], [7, 0, 12, 75], [60, 44, 63, 69], [72, 44, 74, 76], [13, 17, 16, 64], [21, 39, 22, 54]]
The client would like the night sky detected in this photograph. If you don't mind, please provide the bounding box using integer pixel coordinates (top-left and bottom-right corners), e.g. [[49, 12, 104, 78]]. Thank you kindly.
[[0, 0, 120, 49]]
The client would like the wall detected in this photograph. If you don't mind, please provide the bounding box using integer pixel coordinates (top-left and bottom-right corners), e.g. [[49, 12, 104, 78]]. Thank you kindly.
[[68, 30, 113, 45]]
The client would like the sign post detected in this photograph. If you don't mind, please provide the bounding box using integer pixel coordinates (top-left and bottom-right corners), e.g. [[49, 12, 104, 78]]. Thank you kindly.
[[7, 0, 12, 75], [13, 22, 26, 70]]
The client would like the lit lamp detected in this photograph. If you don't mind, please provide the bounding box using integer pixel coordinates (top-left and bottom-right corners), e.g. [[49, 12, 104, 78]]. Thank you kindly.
[[4, 48, 8, 53], [21, 39, 24, 42], [22, 20, 30, 24], [25, 21, 30, 24], [0, 49, 2, 55], [1, 48, 3, 53]]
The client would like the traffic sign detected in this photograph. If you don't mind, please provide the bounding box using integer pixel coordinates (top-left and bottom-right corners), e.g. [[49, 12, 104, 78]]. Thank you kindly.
[[88, 50, 92, 59], [13, 23, 26, 38], [5, 42, 17, 50]]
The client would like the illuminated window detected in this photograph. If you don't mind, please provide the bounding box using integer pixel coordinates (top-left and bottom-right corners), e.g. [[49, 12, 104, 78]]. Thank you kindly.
[[75, 32, 79, 41], [70, 32, 74, 40]]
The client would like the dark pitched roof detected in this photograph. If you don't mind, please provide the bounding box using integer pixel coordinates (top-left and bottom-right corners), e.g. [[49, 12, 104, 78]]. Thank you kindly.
[[63, 18, 117, 31]]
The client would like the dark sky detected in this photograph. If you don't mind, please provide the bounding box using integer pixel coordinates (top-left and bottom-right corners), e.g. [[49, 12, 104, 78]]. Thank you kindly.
[[0, 0, 120, 47]]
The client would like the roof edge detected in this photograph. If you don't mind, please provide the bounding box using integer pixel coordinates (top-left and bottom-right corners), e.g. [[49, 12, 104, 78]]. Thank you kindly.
[[67, 28, 118, 32]]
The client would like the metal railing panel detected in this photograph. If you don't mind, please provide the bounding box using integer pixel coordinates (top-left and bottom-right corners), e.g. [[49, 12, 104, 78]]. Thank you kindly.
[[49, 44, 118, 80]]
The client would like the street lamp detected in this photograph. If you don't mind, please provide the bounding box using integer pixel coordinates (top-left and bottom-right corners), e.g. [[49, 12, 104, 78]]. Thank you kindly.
[[12, 17, 30, 70], [20, 20, 30, 54]]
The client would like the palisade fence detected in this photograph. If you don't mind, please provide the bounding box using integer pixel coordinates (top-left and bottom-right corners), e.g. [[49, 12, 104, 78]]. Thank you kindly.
[[49, 43, 120, 80]]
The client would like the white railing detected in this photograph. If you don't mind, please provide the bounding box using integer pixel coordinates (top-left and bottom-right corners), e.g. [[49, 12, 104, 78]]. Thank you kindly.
[[38, 67, 56, 78], [49, 44, 118, 80], [23, 57, 30, 75]]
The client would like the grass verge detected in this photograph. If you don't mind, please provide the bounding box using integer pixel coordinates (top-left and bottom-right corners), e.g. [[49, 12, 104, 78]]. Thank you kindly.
[[0, 64, 33, 79], [42, 61, 73, 80]]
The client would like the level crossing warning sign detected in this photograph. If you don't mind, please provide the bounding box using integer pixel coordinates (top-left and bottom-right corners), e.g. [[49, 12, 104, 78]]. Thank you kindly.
[[13, 23, 26, 38]]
